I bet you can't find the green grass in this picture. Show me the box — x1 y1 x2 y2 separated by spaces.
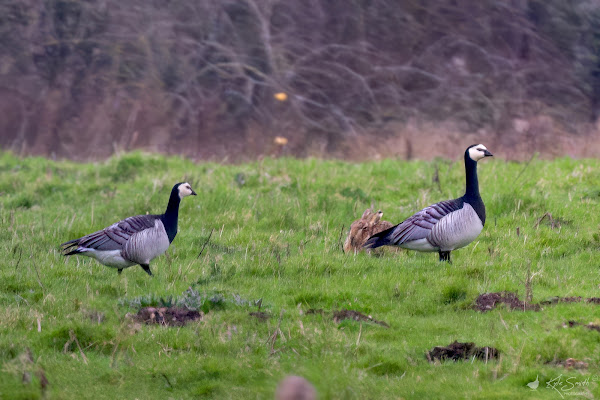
0 150 599 399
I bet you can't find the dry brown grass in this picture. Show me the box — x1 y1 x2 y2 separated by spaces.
340 119 600 162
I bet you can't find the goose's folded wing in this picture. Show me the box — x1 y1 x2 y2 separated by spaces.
65 215 158 251
387 199 464 245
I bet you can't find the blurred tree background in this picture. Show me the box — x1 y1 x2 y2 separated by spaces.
1 0 599 160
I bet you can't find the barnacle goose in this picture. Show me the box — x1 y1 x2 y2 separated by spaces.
364 144 493 262
61 182 196 276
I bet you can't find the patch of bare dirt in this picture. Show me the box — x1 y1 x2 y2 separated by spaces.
548 358 589 370
474 292 540 312
304 308 389 327
540 296 583 305
249 311 270 322
333 309 389 328
134 307 202 326
426 341 499 362
565 320 600 333
475 293 600 312
540 296 600 305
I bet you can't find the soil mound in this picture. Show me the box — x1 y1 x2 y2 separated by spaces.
134 307 202 326
474 292 540 312
426 341 499 362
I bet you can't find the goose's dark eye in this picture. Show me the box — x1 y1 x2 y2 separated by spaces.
476 148 484 152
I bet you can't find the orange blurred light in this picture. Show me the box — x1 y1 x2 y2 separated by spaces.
274 136 288 145
274 92 288 101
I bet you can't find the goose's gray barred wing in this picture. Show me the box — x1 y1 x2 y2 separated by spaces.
63 215 159 251
387 199 464 245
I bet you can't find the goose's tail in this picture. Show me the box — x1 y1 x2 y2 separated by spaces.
363 224 397 249
60 238 82 256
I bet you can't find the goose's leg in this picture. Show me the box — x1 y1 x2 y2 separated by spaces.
140 264 153 276
439 251 452 263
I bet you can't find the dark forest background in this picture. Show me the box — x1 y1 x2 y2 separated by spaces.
1 0 600 160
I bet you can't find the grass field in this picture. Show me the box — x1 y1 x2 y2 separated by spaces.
0 150 599 399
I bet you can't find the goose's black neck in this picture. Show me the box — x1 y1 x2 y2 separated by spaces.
463 153 486 224
161 187 181 243
464 155 480 200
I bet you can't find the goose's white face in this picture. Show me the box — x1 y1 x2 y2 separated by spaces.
178 182 197 199
468 144 493 161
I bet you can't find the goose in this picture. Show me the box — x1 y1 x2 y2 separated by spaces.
61 182 196 276
363 144 492 262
